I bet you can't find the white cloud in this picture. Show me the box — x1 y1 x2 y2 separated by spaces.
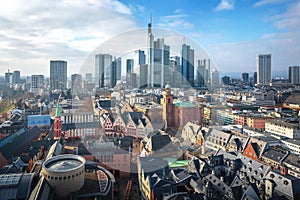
271 0 300 29
0 0 138 75
158 11 194 30
215 0 235 11
253 0 289 7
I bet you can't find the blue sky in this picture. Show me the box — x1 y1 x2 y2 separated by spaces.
0 0 299 76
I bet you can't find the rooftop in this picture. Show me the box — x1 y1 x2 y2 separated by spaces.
173 102 196 108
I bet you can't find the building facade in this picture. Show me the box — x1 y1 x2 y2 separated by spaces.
256 54 271 85
182 44 194 87
50 60 67 91
289 66 300 84
95 53 112 88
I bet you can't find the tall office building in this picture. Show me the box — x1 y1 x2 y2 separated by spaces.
212 70 221 85
134 50 146 71
253 72 257 85
85 73 93 82
242 73 249 84
5 70 13 85
222 76 231 85
182 44 195 87
50 60 67 91
126 59 134 74
196 60 206 87
13 70 21 84
31 75 44 93
170 56 181 87
95 54 112 88
111 57 121 87
289 66 300 84
71 74 82 92
256 54 272 85
147 22 170 88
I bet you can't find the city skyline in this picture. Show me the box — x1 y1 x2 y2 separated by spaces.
0 0 299 76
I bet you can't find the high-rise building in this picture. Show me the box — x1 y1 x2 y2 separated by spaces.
196 60 206 87
222 76 230 85
71 74 82 92
85 73 93 82
31 75 44 93
170 56 181 87
138 64 148 88
196 59 211 86
182 44 194 87
95 54 112 88
12 70 21 84
253 72 257 85
111 57 121 87
242 73 249 84
126 59 134 74
212 70 220 85
133 50 146 88
5 70 13 85
50 60 67 91
135 50 146 68
256 54 272 85
147 22 170 88
289 66 300 84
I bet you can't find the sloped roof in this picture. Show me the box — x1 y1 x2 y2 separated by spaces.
283 153 300 168
0 126 41 160
265 170 300 199
0 173 35 200
285 95 300 104
150 134 171 151
261 148 288 163
173 102 196 108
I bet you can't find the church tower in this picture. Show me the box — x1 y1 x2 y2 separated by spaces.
53 101 62 140
161 84 173 128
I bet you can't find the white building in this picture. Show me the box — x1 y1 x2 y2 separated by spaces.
265 120 300 139
256 54 272 85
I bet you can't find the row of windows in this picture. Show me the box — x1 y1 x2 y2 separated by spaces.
43 169 84 181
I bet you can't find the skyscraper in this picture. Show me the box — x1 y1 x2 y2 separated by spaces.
111 57 121 87
12 70 20 84
289 66 300 84
253 72 257 85
256 54 272 85
85 73 93 82
50 60 67 91
31 75 44 93
212 70 220 85
170 56 181 87
182 44 194 87
196 60 206 87
95 54 112 88
242 73 249 84
71 74 82 92
134 50 146 70
147 22 170 88
126 59 134 74
5 70 13 85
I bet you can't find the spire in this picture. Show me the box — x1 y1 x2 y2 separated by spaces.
148 14 152 35
55 101 61 117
